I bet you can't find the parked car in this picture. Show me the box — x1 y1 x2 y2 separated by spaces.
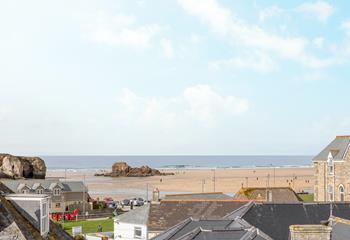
131 198 144 206
103 197 114 204
107 202 116 208
121 199 130 206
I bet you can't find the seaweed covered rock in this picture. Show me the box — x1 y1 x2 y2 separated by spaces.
98 162 173 177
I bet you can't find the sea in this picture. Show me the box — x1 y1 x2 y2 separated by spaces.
41 155 313 171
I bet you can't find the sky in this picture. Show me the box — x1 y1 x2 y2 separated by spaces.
0 0 350 155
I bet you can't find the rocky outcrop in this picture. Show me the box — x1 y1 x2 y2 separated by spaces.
0 154 46 179
96 162 173 177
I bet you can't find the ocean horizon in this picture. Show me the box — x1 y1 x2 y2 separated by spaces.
41 155 313 170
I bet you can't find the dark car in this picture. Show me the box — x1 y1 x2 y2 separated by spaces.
121 199 130 206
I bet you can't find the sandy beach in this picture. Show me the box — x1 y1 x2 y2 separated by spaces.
47 166 314 200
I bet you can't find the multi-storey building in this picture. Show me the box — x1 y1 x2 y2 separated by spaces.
313 135 350 201
2 179 91 213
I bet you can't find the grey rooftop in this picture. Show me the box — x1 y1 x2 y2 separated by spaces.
313 136 350 161
1 179 87 193
116 204 150 225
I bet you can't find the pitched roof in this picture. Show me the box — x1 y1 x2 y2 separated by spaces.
233 202 350 240
151 218 272 240
164 192 232 201
233 187 302 203
2 179 87 193
5 194 50 231
116 204 150 225
148 200 249 232
313 136 350 161
0 182 73 239
32 183 43 190
168 228 268 240
0 195 43 240
329 216 350 240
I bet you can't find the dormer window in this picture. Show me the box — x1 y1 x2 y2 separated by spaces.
327 152 334 175
53 188 61 196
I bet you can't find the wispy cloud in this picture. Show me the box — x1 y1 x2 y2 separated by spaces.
86 11 161 48
341 20 350 37
209 51 277 73
116 85 249 127
178 0 336 69
259 5 284 22
297 1 334 22
161 38 174 59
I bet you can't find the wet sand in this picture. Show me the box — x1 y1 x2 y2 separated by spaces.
47 167 314 200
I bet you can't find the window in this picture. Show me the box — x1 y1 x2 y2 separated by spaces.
41 201 49 234
37 189 44 194
41 217 48 233
134 227 142 239
55 203 61 208
22 189 28 194
42 203 47 217
327 153 334 175
339 185 345 202
53 188 61 196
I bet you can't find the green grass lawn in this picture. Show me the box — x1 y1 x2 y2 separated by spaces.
298 193 314 202
60 218 114 235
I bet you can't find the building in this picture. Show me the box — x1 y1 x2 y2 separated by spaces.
233 187 302 202
152 217 272 240
289 216 350 240
112 198 248 239
150 201 350 240
114 204 150 240
313 135 350 201
0 182 72 239
2 179 91 213
224 202 350 240
148 200 248 238
5 194 51 236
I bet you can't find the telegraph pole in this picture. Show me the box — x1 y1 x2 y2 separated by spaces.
212 169 216 192
273 165 276 186
83 174 86 219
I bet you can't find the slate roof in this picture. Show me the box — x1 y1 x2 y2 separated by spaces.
0 182 73 239
232 202 350 240
148 200 249 232
151 218 272 240
2 179 87 193
313 136 350 161
329 216 350 240
164 192 232 200
116 204 150 225
5 194 50 231
233 187 302 203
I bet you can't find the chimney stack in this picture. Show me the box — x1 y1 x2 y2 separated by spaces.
152 188 160 202
289 225 331 240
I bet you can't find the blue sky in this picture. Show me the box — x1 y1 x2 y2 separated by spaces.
0 0 350 155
